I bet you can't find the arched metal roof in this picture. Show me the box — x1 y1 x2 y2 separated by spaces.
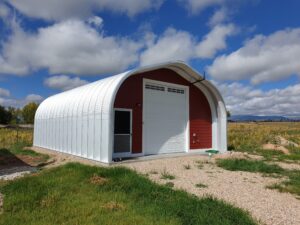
34 61 227 163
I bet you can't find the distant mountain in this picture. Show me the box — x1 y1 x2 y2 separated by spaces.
285 115 300 120
229 115 299 122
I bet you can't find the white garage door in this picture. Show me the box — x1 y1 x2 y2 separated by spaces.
143 79 189 155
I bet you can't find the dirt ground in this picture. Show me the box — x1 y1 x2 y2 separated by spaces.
2 147 300 225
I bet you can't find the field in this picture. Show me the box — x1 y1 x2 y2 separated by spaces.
0 123 300 224
228 122 300 161
2 122 300 162
223 122 300 197
0 128 33 149
0 128 48 169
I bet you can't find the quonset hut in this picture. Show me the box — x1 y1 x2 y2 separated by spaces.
34 62 227 163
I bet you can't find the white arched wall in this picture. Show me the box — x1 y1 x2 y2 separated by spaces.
34 61 227 163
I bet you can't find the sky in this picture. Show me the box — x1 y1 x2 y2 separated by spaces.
0 0 300 116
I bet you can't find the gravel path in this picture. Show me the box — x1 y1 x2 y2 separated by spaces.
0 166 37 181
125 155 300 225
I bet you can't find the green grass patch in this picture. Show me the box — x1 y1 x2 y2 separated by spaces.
216 159 284 174
250 148 300 162
9 142 42 157
0 163 257 225
217 158 300 196
268 170 300 196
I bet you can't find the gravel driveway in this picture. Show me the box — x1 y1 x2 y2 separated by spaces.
124 155 300 225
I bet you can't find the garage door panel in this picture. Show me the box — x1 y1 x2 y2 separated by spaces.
143 80 188 155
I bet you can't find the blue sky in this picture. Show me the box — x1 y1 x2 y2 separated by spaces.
0 0 300 115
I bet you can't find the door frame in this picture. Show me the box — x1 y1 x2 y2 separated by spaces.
113 108 133 158
142 78 190 156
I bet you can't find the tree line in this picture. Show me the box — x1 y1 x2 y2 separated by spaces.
0 102 38 124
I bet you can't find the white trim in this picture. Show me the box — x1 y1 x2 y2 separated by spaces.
142 78 189 155
112 108 132 158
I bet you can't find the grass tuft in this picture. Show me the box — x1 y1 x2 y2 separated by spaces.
195 183 208 188
165 182 175 188
160 169 175 180
183 164 191 170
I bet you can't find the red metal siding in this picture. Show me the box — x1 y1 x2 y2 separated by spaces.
189 85 212 149
114 69 212 153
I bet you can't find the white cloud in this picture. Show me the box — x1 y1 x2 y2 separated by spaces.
178 0 225 14
208 7 228 26
44 75 89 91
196 24 235 58
6 0 164 20
0 93 43 108
213 81 300 115
25 94 43 102
208 28 300 84
0 19 142 76
140 28 195 66
87 16 103 28
0 19 235 75
0 88 10 97
140 24 235 66
0 3 10 19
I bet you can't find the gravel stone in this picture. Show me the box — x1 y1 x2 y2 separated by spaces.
124 155 300 225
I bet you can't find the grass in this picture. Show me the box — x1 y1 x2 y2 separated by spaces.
216 159 284 174
0 128 49 167
160 169 176 180
226 122 300 196
195 183 208 188
0 128 33 149
0 142 49 167
165 182 175 188
217 158 300 196
195 160 213 169
183 164 191 170
228 122 300 162
267 170 300 197
0 163 257 225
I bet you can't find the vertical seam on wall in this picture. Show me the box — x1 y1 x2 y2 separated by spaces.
80 83 93 157
91 81 104 160
85 82 98 159
99 75 120 162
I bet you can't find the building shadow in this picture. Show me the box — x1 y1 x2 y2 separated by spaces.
0 148 36 177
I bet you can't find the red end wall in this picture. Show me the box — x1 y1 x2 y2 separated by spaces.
114 69 212 153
